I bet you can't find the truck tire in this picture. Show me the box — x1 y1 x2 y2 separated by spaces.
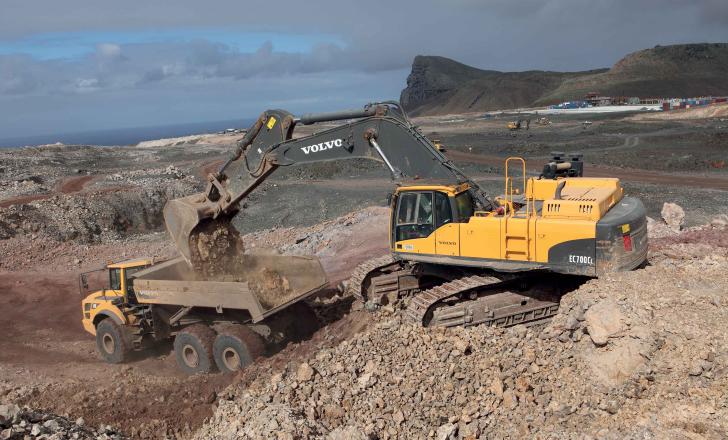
213 325 264 373
174 324 217 375
96 319 131 364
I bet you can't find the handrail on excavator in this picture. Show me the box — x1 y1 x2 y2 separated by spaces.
504 157 532 218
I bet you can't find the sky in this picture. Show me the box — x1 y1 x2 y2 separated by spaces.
1 0 728 138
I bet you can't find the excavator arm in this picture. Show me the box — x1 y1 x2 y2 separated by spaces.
164 101 490 262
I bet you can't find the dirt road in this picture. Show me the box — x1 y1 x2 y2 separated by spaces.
447 150 728 191
0 175 97 208
0 269 234 438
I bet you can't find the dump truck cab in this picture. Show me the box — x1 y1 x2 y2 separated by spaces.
80 258 153 336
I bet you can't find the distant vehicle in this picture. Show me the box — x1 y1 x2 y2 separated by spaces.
431 139 446 152
219 128 247 135
507 118 530 130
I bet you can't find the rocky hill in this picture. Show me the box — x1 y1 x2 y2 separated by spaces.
401 43 728 115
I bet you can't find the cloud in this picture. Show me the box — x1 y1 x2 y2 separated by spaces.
0 55 37 94
0 0 727 137
96 43 121 58
0 37 413 99
3 1 727 85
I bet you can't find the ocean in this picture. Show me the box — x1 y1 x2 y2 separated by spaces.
0 118 255 148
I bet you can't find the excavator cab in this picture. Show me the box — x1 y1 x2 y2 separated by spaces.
391 183 474 258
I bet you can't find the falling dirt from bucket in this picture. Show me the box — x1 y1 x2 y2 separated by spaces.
189 217 311 309
189 217 245 278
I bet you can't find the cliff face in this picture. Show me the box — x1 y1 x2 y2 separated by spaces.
400 43 728 115
399 56 490 110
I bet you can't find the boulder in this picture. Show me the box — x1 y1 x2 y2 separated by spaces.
661 203 685 232
584 300 624 346
0 404 19 427
711 214 728 228
587 325 656 386
436 423 458 440
296 363 315 382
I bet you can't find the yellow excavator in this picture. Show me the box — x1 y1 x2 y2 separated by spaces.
164 101 647 328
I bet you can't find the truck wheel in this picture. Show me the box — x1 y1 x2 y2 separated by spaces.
96 319 131 364
213 325 264 373
174 324 217 375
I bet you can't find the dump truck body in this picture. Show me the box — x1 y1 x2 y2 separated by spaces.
132 255 327 322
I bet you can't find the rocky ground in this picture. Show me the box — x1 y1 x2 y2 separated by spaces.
196 216 728 439
0 403 124 440
0 111 727 439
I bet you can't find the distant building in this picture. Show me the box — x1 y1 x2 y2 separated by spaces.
584 92 612 106
585 92 600 107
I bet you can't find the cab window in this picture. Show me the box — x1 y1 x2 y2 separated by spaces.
435 192 452 227
109 268 121 290
396 192 434 241
125 266 146 295
454 191 474 221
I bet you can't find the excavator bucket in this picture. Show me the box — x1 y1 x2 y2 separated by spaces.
163 193 210 263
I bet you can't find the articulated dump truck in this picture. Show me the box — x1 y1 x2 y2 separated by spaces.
81 255 327 374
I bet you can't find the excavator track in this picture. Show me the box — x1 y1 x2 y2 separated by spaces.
346 254 398 300
405 275 501 325
405 275 560 328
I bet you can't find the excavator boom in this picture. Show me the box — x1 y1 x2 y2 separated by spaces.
164 101 489 262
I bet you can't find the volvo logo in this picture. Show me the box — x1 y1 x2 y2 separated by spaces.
301 138 343 155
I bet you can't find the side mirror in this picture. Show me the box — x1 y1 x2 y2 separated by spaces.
80 274 88 290
386 192 393 207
